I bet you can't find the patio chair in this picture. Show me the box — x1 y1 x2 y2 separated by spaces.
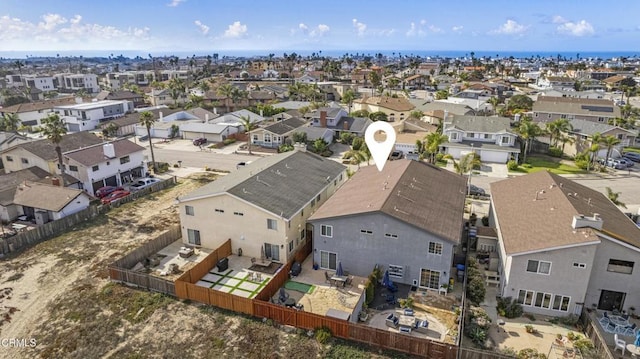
324 271 331 284
403 308 414 316
614 333 626 355
598 316 610 327
345 276 353 287
623 323 637 336
385 313 399 328
415 320 429 333
278 288 289 304
623 313 630 320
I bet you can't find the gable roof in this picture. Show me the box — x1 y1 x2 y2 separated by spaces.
2 132 103 161
334 117 372 132
568 118 637 137
309 107 344 119
533 96 621 118
358 96 415 112
13 181 87 212
64 139 144 166
445 115 514 134
491 171 640 255
0 97 80 114
0 167 51 205
178 151 346 219
263 118 306 135
309 160 466 244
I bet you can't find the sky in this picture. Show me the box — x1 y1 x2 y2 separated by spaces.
1 0 639 56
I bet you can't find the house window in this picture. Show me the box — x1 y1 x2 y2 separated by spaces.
267 219 277 230
69 165 78 172
501 136 510 144
288 240 294 253
450 133 458 140
360 229 373 235
215 209 224 213
6 156 13 162
598 117 605 122
264 243 280 261
264 134 271 143
311 198 316 207
517 290 535 306
467 132 475 138
233 211 244 216
534 292 552 309
385 233 398 239
320 251 337 270
92 165 99 171
316 194 321 202
187 229 201 245
552 295 571 311
185 205 194 216
607 259 634 274
388 264 404 278
526 260 551 275
21 158 28 164
561 114 567 119
419 269 440 289
428 242 443 255
253 134 258 142
300 229 306 240
573 262 586 269
120 156 130 164
483 134 491 139
320 224 333 238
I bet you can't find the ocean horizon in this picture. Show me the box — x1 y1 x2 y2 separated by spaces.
1 49 639 60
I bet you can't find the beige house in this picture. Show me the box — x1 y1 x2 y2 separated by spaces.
177 151 347 264
13 181 92 224
532 96 621 124
563 119 637 157
353 96 415 122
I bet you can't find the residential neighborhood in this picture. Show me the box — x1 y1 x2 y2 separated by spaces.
1 4 640 357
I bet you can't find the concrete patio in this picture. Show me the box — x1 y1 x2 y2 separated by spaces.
149 240 213 280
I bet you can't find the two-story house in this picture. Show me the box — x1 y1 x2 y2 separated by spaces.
352 96 415 122
442 115 520 163
1 132 103 176
308 108 372 139
176 150 347 264
0 97 80 128
56 73 100 94
62 139 146 195
489 171 640 316
309 160 466 289
532 96 621 125
56 100 134 132
562 119 637 157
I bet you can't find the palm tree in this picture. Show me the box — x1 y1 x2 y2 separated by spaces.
168 78 186 106
448 152 481 176
487 97 500 115
606 187 626 208
239 115 256 155
139 111 158 173
558 134 575 154
409 110 424 121
341 89 356 114
41 113 67 186
1 113 21 132
546 118 572 147
589 132 603 169
423 132 448 164
217 84 234 113
602 135 621 161
516 117 543 163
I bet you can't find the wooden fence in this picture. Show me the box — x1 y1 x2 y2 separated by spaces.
581 309 614 359
108 225 182 296
0 176 177 257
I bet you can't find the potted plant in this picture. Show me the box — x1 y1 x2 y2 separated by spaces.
556 333 564 345
525 324 537 334
630 306 637 318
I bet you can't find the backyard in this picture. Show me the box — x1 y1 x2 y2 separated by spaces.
510 155 586 175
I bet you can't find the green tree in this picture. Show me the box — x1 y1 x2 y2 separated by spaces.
368 111 388 122
167 78 186 106
350 109 369 118
435 90 448 100
507 94 534 113
487 97 500 115
239 115 257 155
0 113 21 132
408 110 424 121
606 187 626 208
312 138 328 155
339 132 354 145
602 135 621 161
217 83 235 113
423 132 448 164
341 88 357 113
139 111 158 173
546 118 572 147
41 113 67 186
516 117 543 163
588 132 603 171
102 122 119 139
292 132 307 144
369 71 381 96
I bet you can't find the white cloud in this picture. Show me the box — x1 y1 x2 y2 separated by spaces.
406 22 424 37
552 15 568 24
223 21 247 38
490 20 528 35
352 18 367 36
452 25 463 33
194 20 210 35
428 25 443 33
167 0 186 7
557 19 594 36
310 24 330 37
407 19 442 37
39 13 67 31
299 23 308 31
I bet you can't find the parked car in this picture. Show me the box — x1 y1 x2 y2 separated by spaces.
600 158 627 170
468 184 487 196
623 152 640 162
236 161 252 169
617 158 634 167
95 186 124 198
129 177 161 191
389 151 403 160
101 190 131 204
193 138 207 146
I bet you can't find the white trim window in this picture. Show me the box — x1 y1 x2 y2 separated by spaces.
320 224 333 238
428 242 443 255
517 290 535 306
526 260 551 275
187 229 201 245
552 295 571 312
388 264 404 279
419 269 440 289
267 219 277 230
320 251 337 270
360 229 373 235
534 292 552 309
185 205 194 216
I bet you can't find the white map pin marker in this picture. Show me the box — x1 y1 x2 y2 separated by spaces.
365 121 396 172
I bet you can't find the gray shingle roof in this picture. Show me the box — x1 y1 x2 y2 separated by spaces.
2 132 103 161
263 118 306 135
13 181 86 212
296 127 333 140
178 151 346 219
309 160 466 244
568 118 637 137
533 96 621 117
446 115 513 133
0 167 51 205
309 107 343 119
64 139 145 166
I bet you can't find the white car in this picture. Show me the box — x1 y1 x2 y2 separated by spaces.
129 177 161 191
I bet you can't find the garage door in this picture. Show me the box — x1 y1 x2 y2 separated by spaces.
480 151 508 163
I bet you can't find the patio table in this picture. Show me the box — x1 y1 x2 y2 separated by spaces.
399 315 416 328
331 275 347 287
610 315 629 330
627 344 640 357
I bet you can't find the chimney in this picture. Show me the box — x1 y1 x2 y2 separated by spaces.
343 120 349 130
103 143 116 158
294 142 307 152
51 177 60 186
320 110 327 128
572 214 603 231
159 111 163 120
205 113 209 122
213 107 217 115
75 96 83 104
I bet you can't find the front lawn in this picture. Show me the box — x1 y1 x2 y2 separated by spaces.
511 156 586 175
624 147 640 154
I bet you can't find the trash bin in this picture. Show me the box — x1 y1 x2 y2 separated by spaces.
237 248 242 257
217 257 229 272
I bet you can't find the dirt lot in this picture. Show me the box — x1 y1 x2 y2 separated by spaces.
0 172 403 359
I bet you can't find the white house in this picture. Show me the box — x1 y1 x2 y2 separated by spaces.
13 181 92 224
442 115 520 163
56 100 134 132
